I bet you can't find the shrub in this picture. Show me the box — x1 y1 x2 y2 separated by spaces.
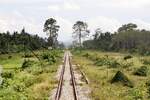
94 57 108 66
8 55 12 59
94 57 121 68
142 58 150 65
127 88 143 100
1 71 14 78
82 53 90 58
134 66 148 76
13 83 25 92
0 88 27 99
0 78 11 88
120 61 133 68
111 71 134 88
42 53 49 60
21 60 34 69
124 55 133 60
24 53 34 58
41 52 57 64
24 76 42 87
146 80 150 98
31 67 43 75
48 55 56 64
108 60 120 68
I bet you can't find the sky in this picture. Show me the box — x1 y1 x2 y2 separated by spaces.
0 0 150 44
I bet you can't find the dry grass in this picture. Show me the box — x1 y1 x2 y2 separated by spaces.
72 50 150 100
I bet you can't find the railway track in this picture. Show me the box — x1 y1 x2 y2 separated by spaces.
55 51 78 100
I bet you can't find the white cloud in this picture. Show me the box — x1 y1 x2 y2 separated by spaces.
0 11 45 37
0 0 50 4
47 1 80 12
99 0 150 8
54 16 73 42
63 1 80 11
88 16 121 33
48 5 60 12
131 19 150 30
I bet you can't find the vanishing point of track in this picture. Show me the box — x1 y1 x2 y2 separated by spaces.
55 51 78 100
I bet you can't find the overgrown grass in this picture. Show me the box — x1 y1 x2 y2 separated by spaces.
72 50 149 100
0 50 63 100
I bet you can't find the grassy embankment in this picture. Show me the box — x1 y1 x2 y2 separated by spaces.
72 50 150 100
0 50 63 100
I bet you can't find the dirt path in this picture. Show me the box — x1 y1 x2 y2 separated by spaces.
50 51 90 100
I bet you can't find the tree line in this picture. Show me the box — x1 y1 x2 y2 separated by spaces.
72 22 150 55
1 17 150 55
0 29 48 54
0 18 65 54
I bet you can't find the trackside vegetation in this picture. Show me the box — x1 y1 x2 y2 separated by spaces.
0 50 63 99
72 50 150 100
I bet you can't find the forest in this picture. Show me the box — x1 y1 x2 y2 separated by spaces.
82 23 150 55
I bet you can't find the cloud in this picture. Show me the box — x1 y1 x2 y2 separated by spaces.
131 19 150 30
0 0 50 4
88 16 121 33
0 11 45 37
48 5 60 12
99 0 150 8
47 1 80 12
63 1 80 11
54 16 73 42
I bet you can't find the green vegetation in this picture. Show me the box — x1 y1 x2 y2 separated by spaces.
72 50 150 100
111 71 134 88
43 18 60 48
0 50 63 100
0 29 48 54
81 23 150 56
134 66 148 76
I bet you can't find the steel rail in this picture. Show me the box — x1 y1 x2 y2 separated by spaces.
69 56 78 100
55 56 66 100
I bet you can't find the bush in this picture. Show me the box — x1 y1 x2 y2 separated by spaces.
23 76 42 87
42 53 49 60
0 78 12 88
13 83 25 92
108 60 120 68
124 55 132 60
48 55 56 64
41 52 57 64
142 58 150 65
24 53 34 58
94 57 108 66
134 66 148 76
146 80 150 98
127 88 143 100
82 53 90 58
120 61 133 68
30 67 43 75
8 55 12 59
111 71 134 88
21 60 34 69
1 71 14 78
0 88 27 99
94 57 120 68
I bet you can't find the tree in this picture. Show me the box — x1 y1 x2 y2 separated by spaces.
93 28 102 40
0 29 48 54
72 21 90 47
43 18 60 48
118 23 137 33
